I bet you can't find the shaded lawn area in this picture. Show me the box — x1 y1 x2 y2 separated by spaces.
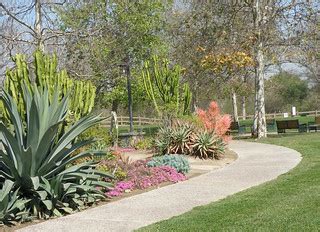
138 133 320 231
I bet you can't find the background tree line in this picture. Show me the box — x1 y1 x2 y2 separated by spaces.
0 0 319 138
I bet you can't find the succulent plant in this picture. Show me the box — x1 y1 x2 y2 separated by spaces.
142 55 192 117
0 84 112 220
147 154 190 174
155 126 174 155
0 180 30 225
1 51 96 125
191 130 226 159
170 122 194 154
155 121 194 155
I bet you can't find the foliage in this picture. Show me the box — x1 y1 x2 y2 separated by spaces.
2 51 96 123
106 181 135 197
0 85 112 221
142 55 192 117
197 101 232 142
155 126 174 155
79 125 112 150
58 0 171 113
155 121 194 155
133 137 154 150
0 180 30 225
155 120 226 160
201 51 254 74
128 164 187 189
170 122 194 154
98 159 128 182
265 72 309 112
147 154 190 174
106 160 187 197
192 131 225 160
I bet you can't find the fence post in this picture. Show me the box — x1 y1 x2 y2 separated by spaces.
138 116 141 126
316 110 318 116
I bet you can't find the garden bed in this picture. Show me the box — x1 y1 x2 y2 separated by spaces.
2 149 237 232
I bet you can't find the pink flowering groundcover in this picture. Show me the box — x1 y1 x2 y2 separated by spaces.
105 160 187 198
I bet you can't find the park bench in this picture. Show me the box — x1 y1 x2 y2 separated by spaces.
227 121 246 135
308 116 320 132
276 120 307 133
266 119 276 131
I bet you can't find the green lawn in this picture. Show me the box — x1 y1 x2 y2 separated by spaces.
138 133 320 231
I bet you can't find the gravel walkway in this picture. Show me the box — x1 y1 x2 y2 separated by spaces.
18 141 302 232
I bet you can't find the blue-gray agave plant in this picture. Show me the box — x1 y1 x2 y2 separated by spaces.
0 180 30 225
0 84 112 220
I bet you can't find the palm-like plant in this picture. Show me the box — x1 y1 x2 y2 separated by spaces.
0 85 112 219
191 131 225 159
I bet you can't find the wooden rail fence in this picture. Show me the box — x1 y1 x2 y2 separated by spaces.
100 110 320 127
101 116 163 127
244 110 320 120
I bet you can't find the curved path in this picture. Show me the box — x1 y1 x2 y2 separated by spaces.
18 141 302 232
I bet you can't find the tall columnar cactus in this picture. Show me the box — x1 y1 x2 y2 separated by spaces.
1 51 96 124
183 83 192 115
142 55 192 117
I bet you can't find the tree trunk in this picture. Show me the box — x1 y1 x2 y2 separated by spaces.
242 75 247 120
232 90 239 122
35 0 44 51
256 46 267 138
242 96 246 120
253 0 267 138
111 99 119 113
125 60 134 133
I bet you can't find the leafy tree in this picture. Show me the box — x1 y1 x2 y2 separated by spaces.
265 72 308 112
58 0 171 114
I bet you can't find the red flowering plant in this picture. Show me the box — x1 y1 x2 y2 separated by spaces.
196 101 232 142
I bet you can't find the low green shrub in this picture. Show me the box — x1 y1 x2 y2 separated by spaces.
79 126 112 150
147 154 190 174
134 137 154 150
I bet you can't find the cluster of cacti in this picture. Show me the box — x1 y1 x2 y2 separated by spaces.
1 51 96 122
142 55 192 117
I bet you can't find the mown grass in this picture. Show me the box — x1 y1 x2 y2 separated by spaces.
138 133 320 232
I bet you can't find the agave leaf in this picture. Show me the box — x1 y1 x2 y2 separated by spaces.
45 115 105 164
0 92 24 148
53 208 62 217
42 200 53 210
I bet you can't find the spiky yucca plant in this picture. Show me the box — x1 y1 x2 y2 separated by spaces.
155 122 193 155
0 84 112 220
155 127 173 155
170 122 193 154
191 131 225 159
